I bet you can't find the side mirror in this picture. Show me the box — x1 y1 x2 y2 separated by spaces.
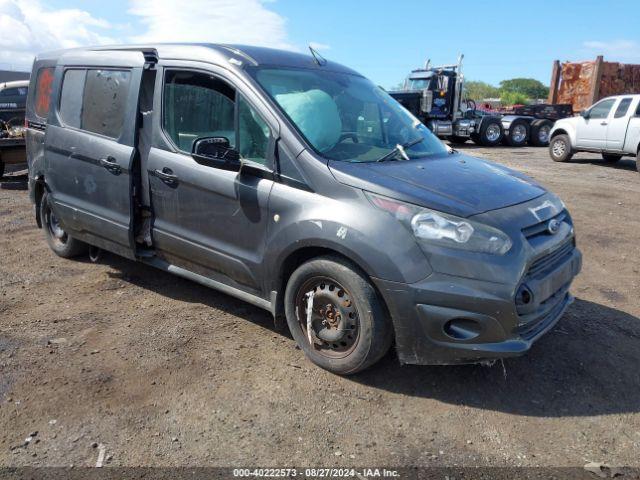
580 109 590 119
192 136 241 171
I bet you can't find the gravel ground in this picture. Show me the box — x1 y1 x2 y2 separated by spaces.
1 145 639 469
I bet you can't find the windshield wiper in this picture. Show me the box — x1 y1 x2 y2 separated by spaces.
376 137 424 162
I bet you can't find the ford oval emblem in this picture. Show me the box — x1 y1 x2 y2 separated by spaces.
547 218 561 235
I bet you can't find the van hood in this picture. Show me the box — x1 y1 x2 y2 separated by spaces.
328 152 546 218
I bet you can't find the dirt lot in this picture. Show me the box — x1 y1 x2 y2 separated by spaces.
1 146 639 469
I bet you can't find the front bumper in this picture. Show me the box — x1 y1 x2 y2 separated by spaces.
373 246 582 365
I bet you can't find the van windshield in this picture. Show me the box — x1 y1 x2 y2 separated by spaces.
252 68 448 162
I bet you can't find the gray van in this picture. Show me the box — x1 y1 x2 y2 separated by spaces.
26 44 581 374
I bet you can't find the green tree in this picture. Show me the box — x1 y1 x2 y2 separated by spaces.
499 78 549 99
464 81 500 100
500 91 529 106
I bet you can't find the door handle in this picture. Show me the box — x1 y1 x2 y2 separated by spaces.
154 168 179 184
600 121 608 126
99 156 122 174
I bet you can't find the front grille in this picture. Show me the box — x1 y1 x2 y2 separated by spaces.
522 211 567 240
517 290 570 340
526 240 574 278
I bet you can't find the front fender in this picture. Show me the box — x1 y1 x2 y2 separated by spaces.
550 120 577 146
263 183 432 293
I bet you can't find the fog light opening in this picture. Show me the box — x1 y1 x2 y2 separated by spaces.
516 285 534 306
443 318 481 341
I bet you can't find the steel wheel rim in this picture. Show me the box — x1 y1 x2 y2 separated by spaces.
486 124 501 142
552 139 566 157
512 125 527 143
294 276 360 359
538 125 550 143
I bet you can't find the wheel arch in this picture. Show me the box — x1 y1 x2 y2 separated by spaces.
273 243 387 319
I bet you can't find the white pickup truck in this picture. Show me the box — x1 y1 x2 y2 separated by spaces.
549 94 640 172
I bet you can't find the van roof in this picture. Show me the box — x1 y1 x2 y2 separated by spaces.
34 43 361 76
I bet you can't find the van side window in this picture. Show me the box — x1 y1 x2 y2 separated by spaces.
82 70 131 138
163 71 236 153
35 67 55 118
614 98 632 118
59 69 86 129
238 95 271 165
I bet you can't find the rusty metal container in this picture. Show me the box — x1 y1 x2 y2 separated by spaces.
548 56 640 112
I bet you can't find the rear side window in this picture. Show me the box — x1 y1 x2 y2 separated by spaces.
59 68 131 139
614 98 632 118
0 87 27 97
35 67 55 118
59 69 86 128
82 70 131 138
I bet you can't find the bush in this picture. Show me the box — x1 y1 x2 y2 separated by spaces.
500 91 529 106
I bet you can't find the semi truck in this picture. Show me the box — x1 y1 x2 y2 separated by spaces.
388 55 573 148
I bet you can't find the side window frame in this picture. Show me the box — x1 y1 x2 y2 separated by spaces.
236 92 275 169
588 98 616 120
57 66 132 143
158 66 278 172
614 97 633 119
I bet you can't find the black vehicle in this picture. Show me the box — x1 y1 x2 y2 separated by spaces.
389 55 573 148
26 44 581 374
0 80 29 177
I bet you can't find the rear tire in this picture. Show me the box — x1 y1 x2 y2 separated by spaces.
504 119 530 147
284 255 392 375
477 118 504 147
447 135 468 145
40 191 88 258
549 134 573 162
529 119 553 147
602 153 622 163
0 159 4 179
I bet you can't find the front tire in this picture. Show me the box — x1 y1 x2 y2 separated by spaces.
549 134 573 162
602 153 622 163
40 191 88 258
284 256 392 375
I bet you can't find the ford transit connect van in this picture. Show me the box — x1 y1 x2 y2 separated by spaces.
26 44 581 374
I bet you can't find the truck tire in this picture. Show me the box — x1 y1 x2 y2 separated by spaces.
549 134 573 162
602 153 622 163
477 118 504 147
529 119 553 147
284 255 393 375
447 135 468 145
40 191 88 258
504 119 530 147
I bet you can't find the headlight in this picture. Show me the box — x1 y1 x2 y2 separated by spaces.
366 192 512 255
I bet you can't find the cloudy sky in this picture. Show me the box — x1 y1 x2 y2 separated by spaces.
1 0 639 87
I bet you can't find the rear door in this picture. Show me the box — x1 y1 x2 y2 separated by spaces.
44 51 144 258
575 98 616 149
606 97 633 151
